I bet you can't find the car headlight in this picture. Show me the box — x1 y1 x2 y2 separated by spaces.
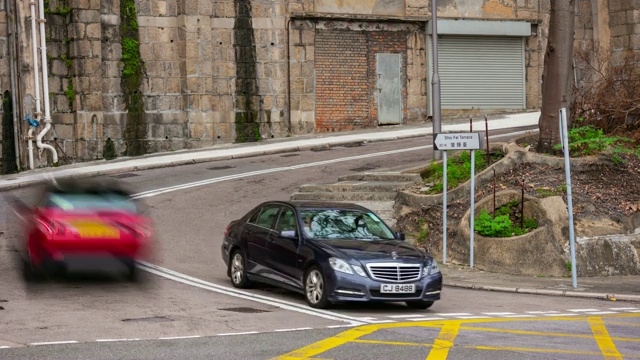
423 261 440 277
352 265 367 277
328 257 356 275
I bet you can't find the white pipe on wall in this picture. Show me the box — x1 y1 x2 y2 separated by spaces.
28 0 40 169
35 0 58 164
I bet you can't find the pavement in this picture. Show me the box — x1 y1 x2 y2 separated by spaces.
2 109 640 304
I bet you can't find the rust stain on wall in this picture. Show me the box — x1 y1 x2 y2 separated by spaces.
481 0 515 17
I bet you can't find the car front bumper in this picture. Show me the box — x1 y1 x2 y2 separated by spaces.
325 269 443 303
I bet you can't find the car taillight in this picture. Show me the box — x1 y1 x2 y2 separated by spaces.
224 225 231 238
36 218 66 235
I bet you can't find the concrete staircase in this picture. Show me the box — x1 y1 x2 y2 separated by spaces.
290 172 422 228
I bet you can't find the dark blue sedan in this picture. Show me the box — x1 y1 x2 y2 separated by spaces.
221 201 442 309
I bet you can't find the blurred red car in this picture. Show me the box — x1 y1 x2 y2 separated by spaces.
10 177 154 282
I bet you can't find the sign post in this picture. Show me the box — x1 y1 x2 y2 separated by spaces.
434 132 484 265
559 108 578 288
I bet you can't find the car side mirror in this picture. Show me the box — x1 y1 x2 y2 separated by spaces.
395 232 405 241
280 230 297 239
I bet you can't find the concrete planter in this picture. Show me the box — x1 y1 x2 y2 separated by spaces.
455 190 568 277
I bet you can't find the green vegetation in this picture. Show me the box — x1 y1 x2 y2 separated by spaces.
535 184 566 198
414 218 428 245
120 0 147 156
44 0 72 16
555 118 640 164
474 200 537 237
420 150 504 194
103 137 117 160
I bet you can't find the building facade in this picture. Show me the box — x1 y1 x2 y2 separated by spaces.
0 0 637 171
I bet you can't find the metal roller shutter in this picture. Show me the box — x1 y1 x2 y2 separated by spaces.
428 35 525 112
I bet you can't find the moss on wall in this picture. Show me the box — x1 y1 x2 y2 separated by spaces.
120 0 147 156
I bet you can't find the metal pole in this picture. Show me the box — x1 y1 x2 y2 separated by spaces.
560 108 577 288
6 0 20 171
431 0 442 161
442 150 447 264
470 149 475 268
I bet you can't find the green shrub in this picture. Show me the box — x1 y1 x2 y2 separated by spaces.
474 201 538 237
420 150 503 194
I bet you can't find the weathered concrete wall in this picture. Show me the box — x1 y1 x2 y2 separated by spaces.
314 0 405 16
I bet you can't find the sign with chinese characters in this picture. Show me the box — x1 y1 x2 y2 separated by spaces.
433 132 483 151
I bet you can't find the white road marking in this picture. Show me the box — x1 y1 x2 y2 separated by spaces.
628 310 640 313
30 341 79 346
387 314 426 319
137 262 366 326
569 309 600 312
435 313 472 316
158 335 202 340
0 346 10 349
367 320 396 323
274 328 313 332
409 317 444 321
545 313 579 317
327 324 357 329
132 130 534 199
502 315 536 318
482 312 516 316
527 311 560 314
95 339 141 342
218 331 259 336
586 311 618 315
457 316 491 319
610 307 637 310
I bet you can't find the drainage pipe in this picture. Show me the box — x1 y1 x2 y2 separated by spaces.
35 0 57 164
28 0 44 168
6 0 20 170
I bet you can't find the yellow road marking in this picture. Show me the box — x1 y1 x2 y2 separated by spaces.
472 345 640 358
352 339 432 347
425 321 461 360
588 317 623 360
416 324 640 343
274 313 640 359
270 325 377 360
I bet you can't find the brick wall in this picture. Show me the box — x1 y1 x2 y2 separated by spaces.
315 29 409 132
315 30 370 132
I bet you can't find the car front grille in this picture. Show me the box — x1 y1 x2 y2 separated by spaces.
365 263 422 282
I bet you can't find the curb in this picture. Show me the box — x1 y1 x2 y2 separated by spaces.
444 282 640 302
0 133 429 193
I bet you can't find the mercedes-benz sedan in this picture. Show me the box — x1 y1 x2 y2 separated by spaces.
221 201 442 309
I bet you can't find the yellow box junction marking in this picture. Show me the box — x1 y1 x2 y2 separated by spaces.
272 313 640 360
588 316 623 360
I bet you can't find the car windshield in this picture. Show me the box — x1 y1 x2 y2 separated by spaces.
45 193 138 212
299 209 395 241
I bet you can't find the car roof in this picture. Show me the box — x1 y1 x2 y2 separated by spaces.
287 200 370 212
41 176 134 197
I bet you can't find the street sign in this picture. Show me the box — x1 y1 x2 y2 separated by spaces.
433 132 483 151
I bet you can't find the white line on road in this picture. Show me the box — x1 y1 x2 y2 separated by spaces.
502 315 536 318
218 331 259 336
409 317 444 321
457 316 491 319
131 129 535 199
137 262 366 326
482 312 516 316
30 341 79 346
95 339 141 342
586 311 618 315
435 313 472 316
388 314 427 318
158 335 202 340
0 346 9 349
569 309 600 312
610 307 637 310
327 324 358 329
526 311 560 314
544 313 579 317
274 328 313 332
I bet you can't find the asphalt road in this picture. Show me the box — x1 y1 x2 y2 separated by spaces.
2 125 640 359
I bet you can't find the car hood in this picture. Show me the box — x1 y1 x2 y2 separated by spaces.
314 239 425 261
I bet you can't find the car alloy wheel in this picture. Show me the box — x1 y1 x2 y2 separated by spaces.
304 266 330 309
229 250 250 288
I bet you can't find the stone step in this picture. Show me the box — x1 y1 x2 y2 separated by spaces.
337 172 422 183
298 181 414 193
290 191 397 202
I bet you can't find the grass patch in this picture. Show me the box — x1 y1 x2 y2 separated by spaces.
419 150 504 194
474 200 538 237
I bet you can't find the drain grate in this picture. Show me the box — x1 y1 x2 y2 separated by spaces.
111 173 139 179
122 316 173 323
207 165 235 171
350 165 378 172
280 153 300 158
219 307 271 314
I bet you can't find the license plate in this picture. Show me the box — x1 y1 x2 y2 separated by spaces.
69 221 120 239
380 284 416 294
